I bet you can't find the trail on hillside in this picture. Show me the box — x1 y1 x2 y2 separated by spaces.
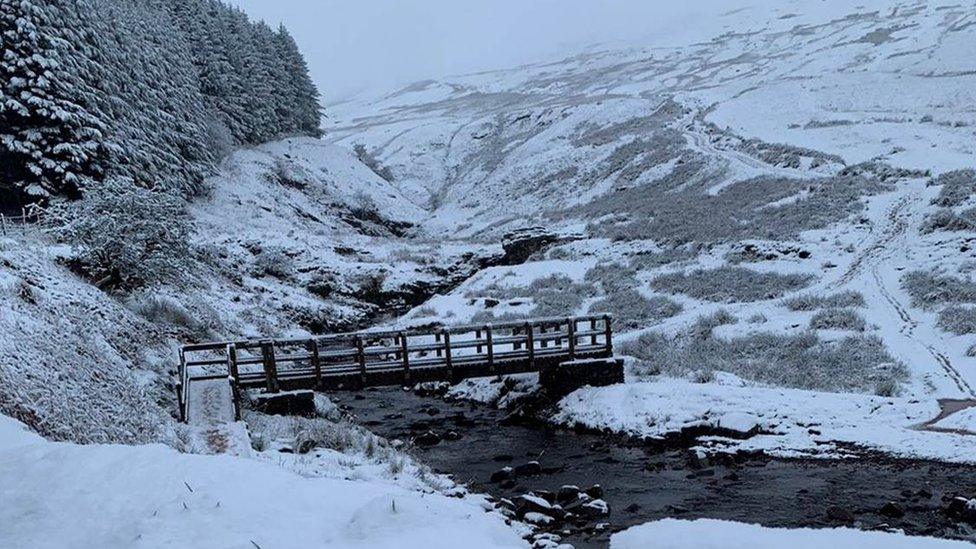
838 188 976 406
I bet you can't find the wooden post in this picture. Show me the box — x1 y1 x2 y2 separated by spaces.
540 324 548 349
485 324 494 373
512 325 522 351
475 329 482 354
590 318 598 346
177 347 186 422
355 335 367 386
435 332 442 357
603 314 613 355
556 321 563 347
443 330 453 382
400 332 410 383
307 339 322 388
261 341 279 393
525 322 534 367
567 317 576 360
227 343 242 421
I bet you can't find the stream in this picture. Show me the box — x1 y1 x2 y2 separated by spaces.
330 387 976 548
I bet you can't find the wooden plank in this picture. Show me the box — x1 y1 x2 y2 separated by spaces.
567 317 576 359
355 335 367 385
400 332 410 383
443 330 453 381
227 343 242 421
261 341 280 393
307 339 322 388
485 324 494 373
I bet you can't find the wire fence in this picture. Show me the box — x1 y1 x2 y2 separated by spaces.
0 206 44 237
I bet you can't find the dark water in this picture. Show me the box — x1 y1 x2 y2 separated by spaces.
331 388 976 548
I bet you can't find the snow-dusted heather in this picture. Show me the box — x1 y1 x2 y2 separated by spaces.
611 519 972 549
0 415 528 549
554 379 976 464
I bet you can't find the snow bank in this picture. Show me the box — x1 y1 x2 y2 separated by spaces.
611 519 971 549
555 379 976 463
0 415 527 549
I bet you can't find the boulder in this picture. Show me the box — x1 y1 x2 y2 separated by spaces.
514 461 542 476
490 467 514 483
413 431 441 446
250 390 315 417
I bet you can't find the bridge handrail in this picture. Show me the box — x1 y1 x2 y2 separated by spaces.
177 314 612 423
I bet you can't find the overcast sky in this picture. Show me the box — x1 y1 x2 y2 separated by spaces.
226 0 750 104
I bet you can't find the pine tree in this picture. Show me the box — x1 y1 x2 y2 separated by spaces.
0 0 106 201
276 25 322 137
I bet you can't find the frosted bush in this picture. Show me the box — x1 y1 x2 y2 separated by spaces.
252 247 296 279
937 306 976 335
809 308 866 332
651 266 813 303
621 329 904 394
783 290 865 311
588 290 681 331
920 208 976 234
931 169 976 207
902 271 976 307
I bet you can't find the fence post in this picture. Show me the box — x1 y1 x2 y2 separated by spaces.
525 321 534 368
603 314 613 355
355 335 367 387
590 318 598 346
227 343 242 421
475 329 482 354
540 324 548 349
177 347 187 422
400 332 410 384
485 324 494 374
261 340 280 393
443 330 453 382
435 332 442 357
567 317 576 359
307 339 322 389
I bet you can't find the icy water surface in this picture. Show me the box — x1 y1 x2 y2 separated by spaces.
331 388 976 548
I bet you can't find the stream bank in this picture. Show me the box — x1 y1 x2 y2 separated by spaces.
330 387 976 548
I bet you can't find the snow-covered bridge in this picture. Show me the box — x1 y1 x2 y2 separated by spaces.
177 315 617 424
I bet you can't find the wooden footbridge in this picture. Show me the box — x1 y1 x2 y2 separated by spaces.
177 315 614 423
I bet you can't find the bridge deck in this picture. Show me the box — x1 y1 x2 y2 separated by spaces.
177 315 613 423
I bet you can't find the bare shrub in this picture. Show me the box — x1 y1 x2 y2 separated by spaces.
621 329 904 393
252 247 296 279
47 177 192 288
629 247 699 270
651 266 813 303
921 208 976 234
809 308 866 331
127 294 208 338
931 169 976 207
937 306 976 335
747 313 768 324
689 309 738 339
468 274 596 321
903 271 976 308
783 290 865 311
588 290 681 331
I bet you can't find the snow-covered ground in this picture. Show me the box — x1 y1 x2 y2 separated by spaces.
555 378 976 464
611 519 973 549
0 415 528 549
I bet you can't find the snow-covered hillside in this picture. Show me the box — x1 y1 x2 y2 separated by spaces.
327 0 976 413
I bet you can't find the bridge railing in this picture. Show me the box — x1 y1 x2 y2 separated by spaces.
177 314 613 422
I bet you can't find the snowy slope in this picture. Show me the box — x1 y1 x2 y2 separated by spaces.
611 519 972 549
0 415 526 549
